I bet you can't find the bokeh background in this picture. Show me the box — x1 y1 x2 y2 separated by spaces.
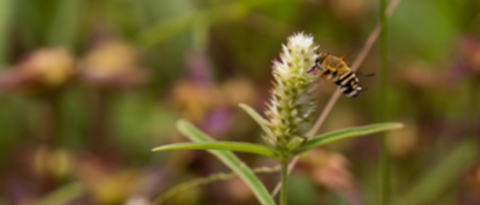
0 0 479 204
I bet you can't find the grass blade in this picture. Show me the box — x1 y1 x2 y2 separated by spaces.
393 140 478 205
0 0 15 67
47 0 81 48
153 166 280 205
176 120 276 205
137 0 280 47
35 183 84 205
294 123 403 155
239 103 275 140
152 142 279 158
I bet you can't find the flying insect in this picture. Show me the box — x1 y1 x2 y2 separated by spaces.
309 51 373 97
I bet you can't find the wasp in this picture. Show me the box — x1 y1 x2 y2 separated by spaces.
308 51 374 98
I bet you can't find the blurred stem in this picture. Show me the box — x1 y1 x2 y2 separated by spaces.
153 165 280 205
46 0 81 49
280 157 290 205
38 93 61 147
192 17 208 51
0 0 15 67
471 80 480 136
90 89 114 155
380 0 390 204
37 92 62 193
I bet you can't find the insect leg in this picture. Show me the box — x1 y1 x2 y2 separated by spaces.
355 72 375 77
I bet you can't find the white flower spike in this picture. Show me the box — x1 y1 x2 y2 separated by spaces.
264 33 319 150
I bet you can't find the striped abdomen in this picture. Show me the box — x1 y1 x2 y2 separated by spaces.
333 71 363 98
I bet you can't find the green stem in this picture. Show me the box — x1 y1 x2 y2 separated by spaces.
380 0 390 204
381 134 390 205
280 158 290 205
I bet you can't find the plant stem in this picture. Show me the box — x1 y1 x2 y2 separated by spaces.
381 135 390 205
280 157 290 205
380 0 390 204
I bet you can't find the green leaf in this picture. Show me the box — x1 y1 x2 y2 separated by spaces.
393 140 477 205
137 0 281 48
35 183 84 205
46 0 82 49
294 123 404 155
176 120 276 205
153 165 280 205
239 103 275 140
152 142 279 158
286 137 305 151
137 12 196 48
0 0 15 66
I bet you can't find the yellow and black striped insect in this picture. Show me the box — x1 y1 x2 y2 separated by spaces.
308 51 374 98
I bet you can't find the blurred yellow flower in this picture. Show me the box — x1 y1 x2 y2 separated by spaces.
81 41 147 86
82 41 138 77
301 149 357 195
0 48 75 91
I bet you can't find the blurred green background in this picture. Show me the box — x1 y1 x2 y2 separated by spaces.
0 0 479 204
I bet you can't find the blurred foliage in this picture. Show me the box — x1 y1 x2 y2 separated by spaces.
0 0 478 204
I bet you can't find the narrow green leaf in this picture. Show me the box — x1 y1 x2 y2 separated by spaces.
153 165 280 205
35 183 84 205
0 0 15 66
286 137 305 151
137 0 280 47
152 142 279 158
137 12 196 47
239 103 275 139
393 140 477 205
294 123 403 155
47 0 82 48
176 120 276 205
